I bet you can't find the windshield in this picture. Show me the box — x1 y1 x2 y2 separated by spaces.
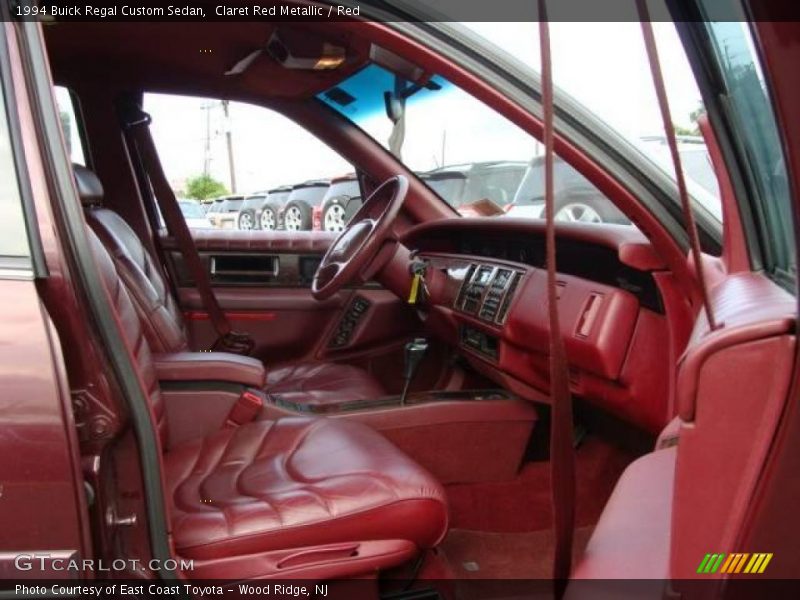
319 64 539 215
318 38 721 227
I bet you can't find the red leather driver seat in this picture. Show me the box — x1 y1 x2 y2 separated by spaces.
86 227 447 577
74 165 386 406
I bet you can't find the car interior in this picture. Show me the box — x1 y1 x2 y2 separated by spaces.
10 9 797 598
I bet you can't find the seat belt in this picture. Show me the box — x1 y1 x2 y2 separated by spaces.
120 102 255 355
638 0 718 331
538 3 577 590
118 104 183 309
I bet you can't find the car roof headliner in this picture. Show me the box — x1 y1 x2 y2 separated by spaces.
44 21 372 101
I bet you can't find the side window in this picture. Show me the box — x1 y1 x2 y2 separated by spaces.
702 17 796 283
0 84 31 260
144 94 354 232
54 86 86 166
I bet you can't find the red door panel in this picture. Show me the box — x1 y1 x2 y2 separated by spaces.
168 230 424 365
179 286 348 363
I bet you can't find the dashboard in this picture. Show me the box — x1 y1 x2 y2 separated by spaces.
400 218 670 432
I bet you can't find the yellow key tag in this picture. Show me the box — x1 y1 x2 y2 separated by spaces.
408 273 421 304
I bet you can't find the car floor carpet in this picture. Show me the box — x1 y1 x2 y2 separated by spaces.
445 435 635 532
441 527 594 580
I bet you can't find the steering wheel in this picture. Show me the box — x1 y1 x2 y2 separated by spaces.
312 175 409 300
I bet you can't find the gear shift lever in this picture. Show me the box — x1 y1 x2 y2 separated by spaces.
400 338 428 406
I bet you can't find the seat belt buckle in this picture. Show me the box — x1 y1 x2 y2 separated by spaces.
226 390 264 427
212 330 255 356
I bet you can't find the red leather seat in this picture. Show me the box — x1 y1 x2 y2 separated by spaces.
74 164 386 406
166 417 447 559
570 446 676 580
87 227 447 574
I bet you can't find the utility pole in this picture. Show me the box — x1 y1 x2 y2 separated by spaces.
222 100 237 193
200 101 214 175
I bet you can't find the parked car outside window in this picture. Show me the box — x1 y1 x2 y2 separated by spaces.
216 195 245 230
419 169 467 209
178 199 213 229
319 175 361 232
258 186 292 231
507 155 628 223
506 141 719 224
205 197 225 227
418 162 526 216
237 194 266 230
280 181 330 231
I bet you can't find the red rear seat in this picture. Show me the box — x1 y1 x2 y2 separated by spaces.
571 445 675 579
569 273 795 584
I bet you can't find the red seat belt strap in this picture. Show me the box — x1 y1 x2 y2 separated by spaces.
539 2 577 589
638 1 718 331
123 110 255 355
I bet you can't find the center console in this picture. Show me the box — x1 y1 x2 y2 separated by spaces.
272 388 515 414
261 387 538 484
153 348 537 486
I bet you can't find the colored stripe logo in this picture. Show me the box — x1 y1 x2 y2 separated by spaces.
697 553 773 574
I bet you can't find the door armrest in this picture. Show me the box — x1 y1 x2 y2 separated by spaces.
153 352 266 388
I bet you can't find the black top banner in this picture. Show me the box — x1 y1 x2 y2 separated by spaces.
4 0 798 22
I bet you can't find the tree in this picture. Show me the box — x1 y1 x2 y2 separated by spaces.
674 124 698 137
672 102 705 137
184 174 228 200
689 105 705 127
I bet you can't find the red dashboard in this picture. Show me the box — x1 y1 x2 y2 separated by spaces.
400 218 672 432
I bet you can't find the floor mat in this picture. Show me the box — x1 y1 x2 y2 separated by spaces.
441 527 594 580
446 436 634 532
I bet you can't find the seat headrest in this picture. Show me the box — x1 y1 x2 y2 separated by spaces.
73 163 104 207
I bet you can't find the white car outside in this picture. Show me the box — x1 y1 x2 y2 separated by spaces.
178 200 213 229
